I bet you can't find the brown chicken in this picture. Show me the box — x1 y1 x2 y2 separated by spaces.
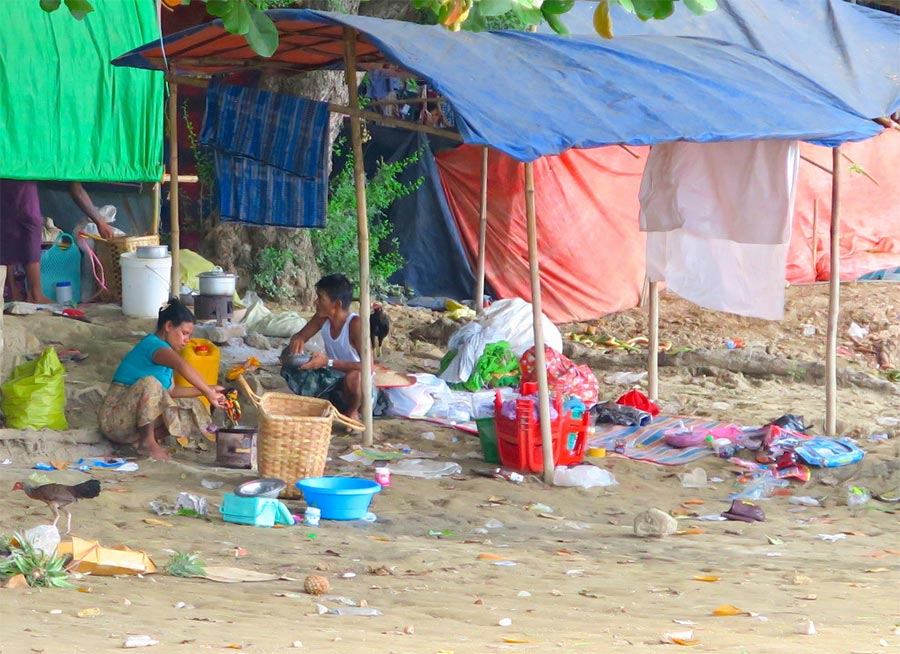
12 479 101 534
370 303 391 358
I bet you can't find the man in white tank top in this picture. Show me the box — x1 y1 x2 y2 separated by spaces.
284 274 365 420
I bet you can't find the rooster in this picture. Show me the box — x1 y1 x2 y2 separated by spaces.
12 479 101 534
370 303 391 359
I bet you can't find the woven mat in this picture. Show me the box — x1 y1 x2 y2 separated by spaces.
587 416 725 466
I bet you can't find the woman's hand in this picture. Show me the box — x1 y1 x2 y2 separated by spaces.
206 388 227 409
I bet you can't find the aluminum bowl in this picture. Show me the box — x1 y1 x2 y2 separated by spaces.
280 349 311 369
234 478 286 499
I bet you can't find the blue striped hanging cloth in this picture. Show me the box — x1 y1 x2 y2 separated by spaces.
201 81 330 228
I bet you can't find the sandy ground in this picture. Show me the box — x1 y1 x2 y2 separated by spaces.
0 284 899 654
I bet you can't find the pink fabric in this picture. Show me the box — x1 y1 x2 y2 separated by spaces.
519 346 599 404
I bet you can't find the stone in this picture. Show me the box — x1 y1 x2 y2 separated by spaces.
410 316 458 346
633 508 678 538
194 323 246 344
245 332 272 350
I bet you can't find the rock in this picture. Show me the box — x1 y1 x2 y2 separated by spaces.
633 508 678 538
194 323 247 344
244 332 272 350
410 316 458 346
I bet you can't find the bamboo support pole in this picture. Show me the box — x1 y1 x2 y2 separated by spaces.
475 147 489 314
344 28 375 446
151 182 161 235
524 162 555 484
648 281 659 401
826 147 842 437
167 82 180 295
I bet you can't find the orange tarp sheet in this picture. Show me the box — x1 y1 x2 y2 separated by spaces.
435 145 648 323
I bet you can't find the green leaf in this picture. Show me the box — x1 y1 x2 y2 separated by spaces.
631 0 669 21
652 1 675 20
63 0 94 20
542 9 570 35
542 0 575 15
462 2 488 31
615 0 635 12
222 0 251 36
511 3 542 25
246 6 279 57
206 0 233 18
39 0 62 12
478 0 514 18
683 0 718 14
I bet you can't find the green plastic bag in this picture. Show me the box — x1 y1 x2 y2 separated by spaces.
454 341 521 392
1 347 68 430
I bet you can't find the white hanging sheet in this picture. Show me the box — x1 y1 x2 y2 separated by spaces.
640 140 800 320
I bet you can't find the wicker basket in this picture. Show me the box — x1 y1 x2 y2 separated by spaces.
237 376 365 499
95 234 160 302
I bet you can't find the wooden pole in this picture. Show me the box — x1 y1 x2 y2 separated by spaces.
648 281 659 401
151 182 161 236
826 147 842 437
475 147 489 314
524 162 555 484
344 28 375 446
167 82 180 295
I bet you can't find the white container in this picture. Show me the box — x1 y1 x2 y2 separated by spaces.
120 252 172 318
55 281 73 304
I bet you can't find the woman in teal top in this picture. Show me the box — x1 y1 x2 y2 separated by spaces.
99 298 227 460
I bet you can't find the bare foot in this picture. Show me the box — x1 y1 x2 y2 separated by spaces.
138 436 172 461
142 442 173 461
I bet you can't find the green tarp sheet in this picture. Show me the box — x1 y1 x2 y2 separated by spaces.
0 0 163 182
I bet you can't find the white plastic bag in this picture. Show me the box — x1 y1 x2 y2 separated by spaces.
440 322 504 384
478 298 562 356
553 465 618 488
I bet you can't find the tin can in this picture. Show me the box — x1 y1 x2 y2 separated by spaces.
303 506 321 527
375 466 392 487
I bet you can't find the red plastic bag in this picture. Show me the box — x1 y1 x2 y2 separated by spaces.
519 346 599 404
616 389 660 416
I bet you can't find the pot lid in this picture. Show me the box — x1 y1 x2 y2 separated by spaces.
198 270 238 278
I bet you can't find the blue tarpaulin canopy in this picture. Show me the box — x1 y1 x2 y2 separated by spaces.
559 0 900 122
112 6 897 162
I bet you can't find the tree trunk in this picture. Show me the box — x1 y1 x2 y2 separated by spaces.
201 0 370 304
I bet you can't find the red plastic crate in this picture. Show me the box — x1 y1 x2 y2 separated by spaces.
493 391 588 473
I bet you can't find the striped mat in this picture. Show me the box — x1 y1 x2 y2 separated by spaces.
587 416 726 466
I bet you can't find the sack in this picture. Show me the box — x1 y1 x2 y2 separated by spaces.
520 346 600 404
40 233 82 303
478 298 562 357
1 347 68 430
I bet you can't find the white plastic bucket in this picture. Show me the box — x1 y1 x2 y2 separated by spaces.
120 252 172 318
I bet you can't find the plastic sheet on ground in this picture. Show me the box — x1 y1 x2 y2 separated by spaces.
389 459 462 479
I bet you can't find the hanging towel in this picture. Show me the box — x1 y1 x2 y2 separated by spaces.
639 140 799 320
201 82 330 228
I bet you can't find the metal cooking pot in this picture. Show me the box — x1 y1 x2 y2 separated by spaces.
198 267 238 296
136 245 169 259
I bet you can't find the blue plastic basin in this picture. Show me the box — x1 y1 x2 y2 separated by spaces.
295 477 382 520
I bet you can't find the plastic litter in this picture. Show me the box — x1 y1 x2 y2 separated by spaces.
319 605 383 616
679 468 708 488
123 635 160 648
729 473 790 500
484 519 504 529
604 371 647 385
847 486 870 507
552 465 617 488
389 459 462 479
789 496 821 507
23 524 61 556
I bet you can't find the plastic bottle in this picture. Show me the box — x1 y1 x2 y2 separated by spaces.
707 436 736 458
494 468 524 483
